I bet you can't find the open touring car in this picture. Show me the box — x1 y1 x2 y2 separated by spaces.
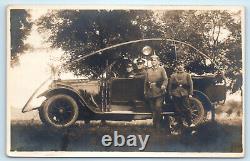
22 38 227 129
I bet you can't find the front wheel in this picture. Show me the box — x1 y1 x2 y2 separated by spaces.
39 94 79 128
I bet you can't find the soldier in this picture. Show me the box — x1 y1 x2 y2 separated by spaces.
168 64 194 132
124 62 135 78
145 55 168 130
134 58 146 77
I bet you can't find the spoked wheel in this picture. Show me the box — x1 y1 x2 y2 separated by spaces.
166 98 205 135
40 94 79 128
188 97 205 126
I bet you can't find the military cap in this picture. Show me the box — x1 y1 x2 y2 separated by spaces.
150 55 159 60
127 63 133 67
176 64 185 71
137 58 145 64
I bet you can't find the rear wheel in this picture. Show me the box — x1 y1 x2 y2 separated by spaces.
167 97 205 135
189 97 205 126
40 94 79 128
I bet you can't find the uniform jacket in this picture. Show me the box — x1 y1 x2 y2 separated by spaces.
145 66 168 98
134 69 147 77
124 71 135 78
168 71 193 97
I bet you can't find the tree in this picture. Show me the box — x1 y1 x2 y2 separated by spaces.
160 10 242 92
37 9 242 92
37 10 160 77
10 9 32 64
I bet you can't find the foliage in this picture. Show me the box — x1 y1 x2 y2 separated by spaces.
160 10 242 92
37 9 242 92
10 9 32 64
38 10 157 77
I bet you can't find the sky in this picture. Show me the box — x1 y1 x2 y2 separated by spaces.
9 9 65 109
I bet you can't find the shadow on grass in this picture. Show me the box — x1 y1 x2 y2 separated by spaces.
10 120 242 152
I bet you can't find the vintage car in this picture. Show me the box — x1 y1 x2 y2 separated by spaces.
22 38 227 129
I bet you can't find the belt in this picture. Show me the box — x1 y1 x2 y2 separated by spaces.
172 84 189 89
147 81 163 88
148 82 156 85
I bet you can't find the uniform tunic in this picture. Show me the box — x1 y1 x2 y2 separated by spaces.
124 70 135 78
169 71 193 97
145 65 169 130
168 70 193 127
145 66 168 98
134 69 147 77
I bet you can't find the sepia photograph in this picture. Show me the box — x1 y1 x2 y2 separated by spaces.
7 6 244 157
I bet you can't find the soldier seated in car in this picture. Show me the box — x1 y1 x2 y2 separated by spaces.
134 58 147 77
124 62 135 78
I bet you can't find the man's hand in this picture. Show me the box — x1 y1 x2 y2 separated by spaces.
189 95 192 98
161 85 166 91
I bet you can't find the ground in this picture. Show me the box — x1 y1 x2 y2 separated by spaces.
9 93 243 153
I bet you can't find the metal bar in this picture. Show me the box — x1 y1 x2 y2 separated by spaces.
66 38 219 69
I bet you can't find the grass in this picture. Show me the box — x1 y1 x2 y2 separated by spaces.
10 119 242 153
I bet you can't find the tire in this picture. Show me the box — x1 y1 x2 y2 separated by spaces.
38 107 47 125
167 98 205 134
189 97 205 126
40 94 79 128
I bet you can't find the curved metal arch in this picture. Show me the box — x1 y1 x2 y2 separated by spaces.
69 38 219 69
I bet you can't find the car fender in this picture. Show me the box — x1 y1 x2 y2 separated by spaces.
193 90 215 120
37 87 95 113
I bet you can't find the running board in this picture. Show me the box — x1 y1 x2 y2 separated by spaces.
95 111 174 115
